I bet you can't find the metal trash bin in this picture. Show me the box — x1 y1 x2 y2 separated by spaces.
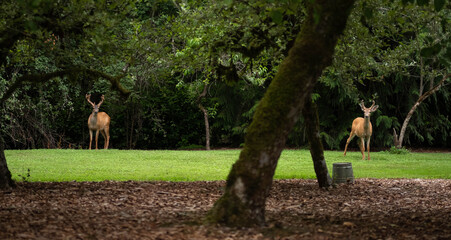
332 162 354 184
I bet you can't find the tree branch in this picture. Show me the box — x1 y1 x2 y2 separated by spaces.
396 73 450 148
172 0 183 13
0 68 131 105
83 69 131 98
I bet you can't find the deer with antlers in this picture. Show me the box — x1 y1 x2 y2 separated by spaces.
86 94 111 150
343 100 379 160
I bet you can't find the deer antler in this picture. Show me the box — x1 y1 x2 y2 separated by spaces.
98 95 105 107
359 100 366 110
370 100 375 109
86 94 95 107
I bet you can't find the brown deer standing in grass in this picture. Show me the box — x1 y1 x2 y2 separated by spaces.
86 94 110 150
343 100 379 160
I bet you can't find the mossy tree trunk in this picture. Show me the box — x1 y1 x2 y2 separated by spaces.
302 98 332 188
0 134 15 191
205 0 355 227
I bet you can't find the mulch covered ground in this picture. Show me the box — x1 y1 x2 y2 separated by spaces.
1 179 450 239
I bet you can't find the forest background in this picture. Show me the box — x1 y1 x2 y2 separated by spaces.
1 0 450 151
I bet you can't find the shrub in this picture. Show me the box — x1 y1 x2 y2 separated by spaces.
385 146 410 155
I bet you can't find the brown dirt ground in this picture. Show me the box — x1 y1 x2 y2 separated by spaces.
1 179 450 240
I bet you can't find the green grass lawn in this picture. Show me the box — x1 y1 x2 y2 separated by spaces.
5 149 451 182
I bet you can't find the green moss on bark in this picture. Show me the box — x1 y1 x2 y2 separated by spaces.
206 0 355 227
303 98 332 188
0 135 15 190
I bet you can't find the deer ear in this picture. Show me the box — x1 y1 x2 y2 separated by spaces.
371 105 379 112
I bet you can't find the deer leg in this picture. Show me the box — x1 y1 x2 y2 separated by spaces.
104 126 110 149
100 130 106 149
359 138 365 160
343 132 355 156
95 130 100 150
89 130 93 150
367 137 371 160
100 129 109 149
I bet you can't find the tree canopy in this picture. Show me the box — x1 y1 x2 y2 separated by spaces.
0 0 449 151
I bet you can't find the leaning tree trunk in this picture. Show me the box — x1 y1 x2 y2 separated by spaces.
302 98 332 188
205 0 355 227
394 74 450 148
0 134 15 190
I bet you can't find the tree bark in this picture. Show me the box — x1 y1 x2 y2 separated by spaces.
395 74 450 148
302 98 332 188
205 0 355 227
0 134 15 191
197 83 211 150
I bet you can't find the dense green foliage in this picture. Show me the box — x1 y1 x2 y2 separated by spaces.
6 149 451 182
1 0 450 150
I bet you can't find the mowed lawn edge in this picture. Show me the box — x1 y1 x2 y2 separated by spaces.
5 149 451 182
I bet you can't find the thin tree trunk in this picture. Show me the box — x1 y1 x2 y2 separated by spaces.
197 83 211 150
199 105 211 150
0 134 15 191
205 0 355 227
396 74 450 148
302 98 332 188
